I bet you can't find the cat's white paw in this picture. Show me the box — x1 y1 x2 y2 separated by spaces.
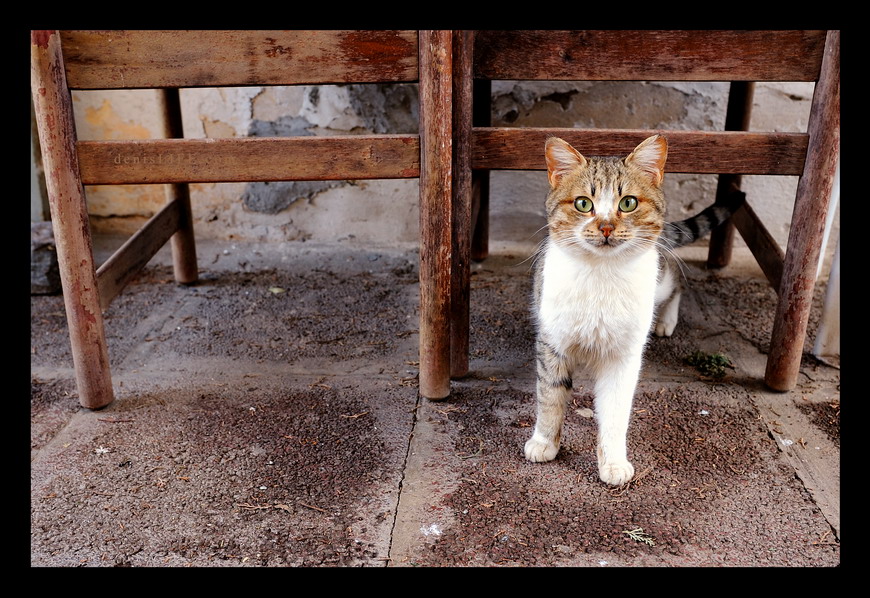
654 293 680 337
598 459 635 486
524 435 559 463
654 316 677 337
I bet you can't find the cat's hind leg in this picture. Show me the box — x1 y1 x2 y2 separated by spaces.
654 290 681 337
653 260 681 337
524 340 572 463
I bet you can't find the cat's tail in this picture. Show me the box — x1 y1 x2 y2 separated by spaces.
661 189 745 249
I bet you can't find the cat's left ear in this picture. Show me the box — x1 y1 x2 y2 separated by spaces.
545 137 587 189
625 135 668 186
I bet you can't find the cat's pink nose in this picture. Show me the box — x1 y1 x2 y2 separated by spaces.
600 223 614 238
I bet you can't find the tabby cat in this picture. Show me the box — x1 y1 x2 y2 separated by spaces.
523 135 743 486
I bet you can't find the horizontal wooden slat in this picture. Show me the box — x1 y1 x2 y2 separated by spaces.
61 30 419 89
474 30 826 82
96 196 184 309
77 135 420 185
472 128 809 175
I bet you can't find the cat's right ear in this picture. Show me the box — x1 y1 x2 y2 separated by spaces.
545 137 587 189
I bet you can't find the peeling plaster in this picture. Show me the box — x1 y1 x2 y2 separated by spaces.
248 115 315 138
300 86 365 132
71 90 163 141
346 84 419 134
493 81 711 131
199 117 238 139
180 87 261 138
82 100 153 140
252 87 306 122
242 181 344 215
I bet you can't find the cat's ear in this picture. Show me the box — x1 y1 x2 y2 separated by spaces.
625 135 668 186
545 137 587 188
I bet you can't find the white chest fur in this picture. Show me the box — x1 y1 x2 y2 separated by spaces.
538 242 659 359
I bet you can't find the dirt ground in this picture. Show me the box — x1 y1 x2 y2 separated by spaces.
30 239 840 567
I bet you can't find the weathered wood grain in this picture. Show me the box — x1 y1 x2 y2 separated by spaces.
707 82 755 268
61 30 419 89
31 30 114 409
766 30 840 391
474 30 826 82
418 30 453 400
77 135 420 185
470 79 492 262
450 30 474 380
159 88 198 285
472 128 809 175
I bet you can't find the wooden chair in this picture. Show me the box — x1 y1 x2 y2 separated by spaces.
31 30 455 408
449 30 840 392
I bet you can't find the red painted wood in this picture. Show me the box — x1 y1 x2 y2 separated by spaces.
61 30 419 89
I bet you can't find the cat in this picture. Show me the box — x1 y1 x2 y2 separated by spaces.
523 134 743 486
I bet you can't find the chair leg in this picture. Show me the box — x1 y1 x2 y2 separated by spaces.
470 173 490 262
166 183 198 284
765 30 839 391
160 89 198 285
450 30 474 380
470 79 492 263
418 30 453 400
31 31 114 409
707 82 754 269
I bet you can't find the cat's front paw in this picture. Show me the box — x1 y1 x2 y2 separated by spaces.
524 434 559 463
598 459 635 486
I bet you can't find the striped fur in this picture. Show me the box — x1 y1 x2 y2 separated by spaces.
662 190 745 249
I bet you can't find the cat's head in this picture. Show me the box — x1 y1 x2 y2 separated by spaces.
544 135 668 258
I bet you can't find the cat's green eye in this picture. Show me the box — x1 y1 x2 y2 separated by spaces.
618 196 638 213
574 197 594 213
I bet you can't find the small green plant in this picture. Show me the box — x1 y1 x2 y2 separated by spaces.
685 351 733 379
622 527 656 546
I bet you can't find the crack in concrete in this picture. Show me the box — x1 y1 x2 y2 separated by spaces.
384 389 424 566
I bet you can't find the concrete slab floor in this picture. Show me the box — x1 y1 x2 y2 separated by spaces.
30 237 840 567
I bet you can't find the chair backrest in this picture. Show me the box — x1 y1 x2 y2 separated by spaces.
460 30 838 286
59 30 422 186
470 29 826 175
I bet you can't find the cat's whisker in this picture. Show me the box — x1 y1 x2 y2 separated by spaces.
531 222 550 238
632 231 691 282
518 226 552 270
523 237 551 272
